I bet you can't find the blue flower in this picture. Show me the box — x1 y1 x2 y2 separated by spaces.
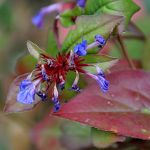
32 13 44 29
32 3 62 28
87 66 109 93
17 80 36 104
52 97 61 112
95 35 106 47
96 74 109 92
96 67 109 92
77 0 86 8
74 40 87 56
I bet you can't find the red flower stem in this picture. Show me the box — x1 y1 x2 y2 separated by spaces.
117 33 136 70
53 19 61 50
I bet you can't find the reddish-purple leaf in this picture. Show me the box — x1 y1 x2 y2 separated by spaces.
53 69 150 140
4 74 41 113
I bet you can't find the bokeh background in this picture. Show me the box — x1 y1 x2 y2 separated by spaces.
0 0 150 150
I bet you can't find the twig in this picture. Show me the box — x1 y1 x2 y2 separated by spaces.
117 34 136 70
53 19 61 50
122 34 146 41
127 21 146 41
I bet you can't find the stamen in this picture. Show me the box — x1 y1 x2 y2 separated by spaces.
41 65 49 81
71 70 81 92
53 83 59 98
59 76 65 90
47 59 53 67
69 50 75 66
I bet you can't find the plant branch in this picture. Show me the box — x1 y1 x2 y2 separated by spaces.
53 19 61 50
127 22 146 41
122 34 146 41
117 34 136 70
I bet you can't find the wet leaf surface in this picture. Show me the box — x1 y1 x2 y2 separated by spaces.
54 69 150 140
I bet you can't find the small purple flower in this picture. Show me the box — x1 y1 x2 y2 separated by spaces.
96 74 109 92
17 79 36 104
32 13 44 29
87 66 109 93
74 40 87 56
32 3 62 28
96 67 109 92
95 35 106 47
77 0 86 8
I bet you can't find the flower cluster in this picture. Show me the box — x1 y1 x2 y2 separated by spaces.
17 35 109 112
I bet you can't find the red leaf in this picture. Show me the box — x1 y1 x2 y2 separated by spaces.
53 69 150 140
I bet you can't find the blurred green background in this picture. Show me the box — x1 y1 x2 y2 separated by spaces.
0 0 150 150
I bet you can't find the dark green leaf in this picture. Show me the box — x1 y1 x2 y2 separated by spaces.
83 54 117 64
83 59 118 74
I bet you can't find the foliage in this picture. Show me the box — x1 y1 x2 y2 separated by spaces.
2 0 150 150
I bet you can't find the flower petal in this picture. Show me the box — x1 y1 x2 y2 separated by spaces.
4 74 41 113
74 40 87 56
77 0 86 8
17 79 36 104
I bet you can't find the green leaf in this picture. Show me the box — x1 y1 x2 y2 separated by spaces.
61 14 123 53
46 31 59 57
20 55 37 70
60 0 140 27
83 59 118 74
83 54 117 64
60 121 92 150
60 6 83 27
92 128 125 148
27 41 48 59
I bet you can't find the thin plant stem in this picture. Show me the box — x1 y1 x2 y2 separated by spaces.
53 19 61 50
117 34 136 70
122 34 146 41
